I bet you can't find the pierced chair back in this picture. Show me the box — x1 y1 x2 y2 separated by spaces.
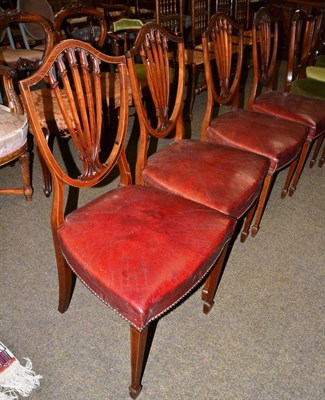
19 39 130 198
202 11 244 110
53 6 108 49
246 7 279 109
126 23 185 183
285 9 318 93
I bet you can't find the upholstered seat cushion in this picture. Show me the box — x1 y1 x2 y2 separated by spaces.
252 91 325 140
0 48 43 66
0 105 28 157
58 185 236 330
306 66 325 82
315 54 325 68
141 140 270 219
207 110 308 172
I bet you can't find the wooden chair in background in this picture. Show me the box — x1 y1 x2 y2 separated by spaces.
53 5 108 48
0 103 32 200
154 0 215 118
19 38 237 399
0 9 53 196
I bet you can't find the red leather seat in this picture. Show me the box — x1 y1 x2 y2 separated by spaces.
58 185 236 329
142 139 269 219
207 109 308 173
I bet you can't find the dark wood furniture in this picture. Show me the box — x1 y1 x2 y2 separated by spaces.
19 38 237 399
250 7 325 195
126 22 271 241
203 10 309 239
267 0 325 56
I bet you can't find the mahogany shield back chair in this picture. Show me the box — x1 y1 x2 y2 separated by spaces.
19 38 237 399
202 12 309 239
25 5 133 197
127 23 272 241
0 103 32 200
285 10 323 97
250 8 325 195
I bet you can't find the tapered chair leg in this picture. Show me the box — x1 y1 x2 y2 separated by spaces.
319 144 325 167
129 325 149 399
55 249 76 314
240 201 258 243
289 141 311 196
309 135 324 168
281 156 299 199
37 128 52 197
251 173 274 237
201 243 230 314
19 151 33 201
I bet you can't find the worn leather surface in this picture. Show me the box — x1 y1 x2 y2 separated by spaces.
252 91 325 140
58 185 236 330
142 140 270 219
207 110 308 172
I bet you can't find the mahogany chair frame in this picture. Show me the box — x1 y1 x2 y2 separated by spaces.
53 6 108 49
127 23 274 241
201 12 309 239
19 38 237 399
250 7 325 196
285 9 316 93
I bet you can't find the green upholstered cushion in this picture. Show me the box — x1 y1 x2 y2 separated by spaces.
315 54 325 68
306 66 325 82
112 18 143 32
291 78 325 100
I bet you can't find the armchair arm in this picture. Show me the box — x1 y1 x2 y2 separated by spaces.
0 64 23 114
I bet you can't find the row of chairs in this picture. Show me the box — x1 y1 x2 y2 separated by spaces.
1 7 325 398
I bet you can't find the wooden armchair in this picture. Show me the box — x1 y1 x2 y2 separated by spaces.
0 10 53 196
19 38 237 398
126 23 272 241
